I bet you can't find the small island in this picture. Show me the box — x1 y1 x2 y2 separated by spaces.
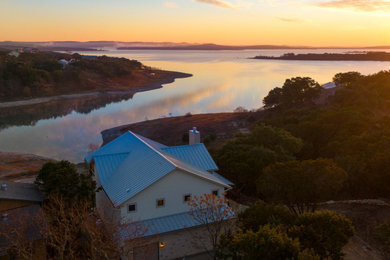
0 50 191 102
252 51 390 61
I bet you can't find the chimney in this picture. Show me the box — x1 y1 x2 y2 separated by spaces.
0 183 6 191
189 127 200 145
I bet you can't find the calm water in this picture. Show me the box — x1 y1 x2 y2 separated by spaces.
1 49 390 162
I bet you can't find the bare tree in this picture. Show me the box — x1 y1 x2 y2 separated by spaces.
96 200 153 259
43 194 153 259
0 205 47 259
188 194 235 259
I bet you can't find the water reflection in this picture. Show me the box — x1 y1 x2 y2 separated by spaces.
0 93 135 130
0 49 389 162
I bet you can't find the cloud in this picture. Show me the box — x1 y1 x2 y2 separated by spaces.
194 0 236 9
315 0 390 12
277 17 306 23
164 2 179 8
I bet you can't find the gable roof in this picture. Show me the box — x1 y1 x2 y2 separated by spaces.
86 131 231 207
161 144 218 171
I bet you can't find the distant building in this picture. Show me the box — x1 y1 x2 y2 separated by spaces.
58 59 69 69
8 51 19 57
85 129 233 260
321 82 337 89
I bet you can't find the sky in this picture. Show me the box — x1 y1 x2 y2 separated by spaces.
0 0 389 46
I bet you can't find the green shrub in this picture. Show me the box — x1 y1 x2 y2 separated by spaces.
373 223 390 244
289 210 354 259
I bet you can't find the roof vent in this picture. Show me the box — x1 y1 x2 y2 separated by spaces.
126 188 130 193
189 127 200 145
1 213 8 221
1 183 6 191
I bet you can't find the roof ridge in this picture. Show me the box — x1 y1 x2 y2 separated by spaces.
162 143 203 149
129 131 229 188
128 130 178 169
93 151 130 158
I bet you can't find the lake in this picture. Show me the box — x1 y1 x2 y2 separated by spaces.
1 49 390 162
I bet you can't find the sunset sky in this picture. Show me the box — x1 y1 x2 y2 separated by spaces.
1 0 389 46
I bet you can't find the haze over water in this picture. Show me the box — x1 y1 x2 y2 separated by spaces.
1 49 390 162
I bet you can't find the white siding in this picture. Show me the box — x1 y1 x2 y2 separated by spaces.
119 169 225 223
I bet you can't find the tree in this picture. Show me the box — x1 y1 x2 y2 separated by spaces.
42 194 150 260
258 158 347 214
333 71 362 87
218 225 301 260
263 77 321 108
213 124 302 195
35 161 96 206
288 210 354 259
373 222 390 245
263 87 283 108
187 194 234 260
233 106 248 113
238 200 296 231
0 206 47 259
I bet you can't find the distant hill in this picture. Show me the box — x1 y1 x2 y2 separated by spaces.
1 41 390 51
117 44 317 50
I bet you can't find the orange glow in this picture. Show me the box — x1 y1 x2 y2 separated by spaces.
0 1 389 46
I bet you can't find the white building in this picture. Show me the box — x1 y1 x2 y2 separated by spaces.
85 129 233 260
8 51 19 57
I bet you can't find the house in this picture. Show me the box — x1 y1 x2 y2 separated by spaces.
85 128 233 260
321 82 337 89
0 181 44 211
0 181 46 259
8 51 19 57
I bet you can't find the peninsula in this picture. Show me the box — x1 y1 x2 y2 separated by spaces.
252 52 390 61
0 50 191 102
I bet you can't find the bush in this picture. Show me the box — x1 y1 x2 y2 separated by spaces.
35 161 96 206
373 223 390 244
238 200 296 231
213 124 302 195
258 159 347 214
289 210 354 259
218 225 300 260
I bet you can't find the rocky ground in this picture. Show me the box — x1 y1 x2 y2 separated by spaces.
0 151 53 183
101 111 263 147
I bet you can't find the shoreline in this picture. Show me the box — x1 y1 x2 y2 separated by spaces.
0 71 192 108
101 111 264 147
251 52 390 62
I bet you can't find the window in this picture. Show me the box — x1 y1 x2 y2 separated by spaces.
184 194 191 203
156 199 165 207
128 203 136 212
212 190 219 196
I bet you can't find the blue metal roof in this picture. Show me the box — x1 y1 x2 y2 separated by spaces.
94 153 129 185
122 209 234 238
161 144 218 171
133 133 167 150
211 172 234 186
85 133 135 163
85 131 232 207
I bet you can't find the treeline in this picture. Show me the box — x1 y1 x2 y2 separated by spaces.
218 201 354 259
214 70 390 201
253 52 390 61
0 51 142 101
